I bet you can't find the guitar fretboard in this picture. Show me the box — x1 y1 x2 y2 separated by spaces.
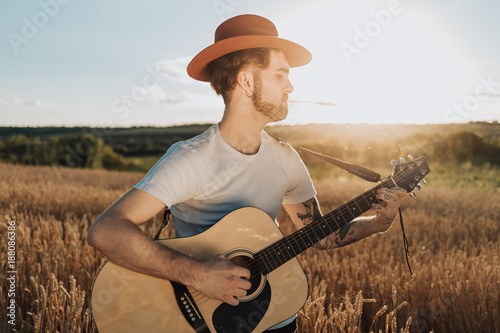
254 180 392 276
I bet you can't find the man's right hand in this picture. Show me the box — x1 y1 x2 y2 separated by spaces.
192 254 251 306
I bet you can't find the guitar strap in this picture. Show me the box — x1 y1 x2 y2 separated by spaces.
266 133 381 182
153 208 171 240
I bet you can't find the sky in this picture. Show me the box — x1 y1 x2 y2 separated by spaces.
1 0 499 127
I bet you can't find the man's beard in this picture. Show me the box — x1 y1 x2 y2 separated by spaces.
251 75 288 122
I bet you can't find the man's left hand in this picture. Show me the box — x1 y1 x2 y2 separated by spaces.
371 187 407 233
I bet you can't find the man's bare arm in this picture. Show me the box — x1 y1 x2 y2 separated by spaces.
87 188 250 305
283 188 406 250
284 197 376 249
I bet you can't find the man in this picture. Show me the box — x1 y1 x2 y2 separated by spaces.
87 14 406 332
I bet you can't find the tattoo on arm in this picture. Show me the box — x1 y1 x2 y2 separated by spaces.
334 222 358 248
315 222 358 250
296 198 322 226
296 198 326 249
295 198 359 250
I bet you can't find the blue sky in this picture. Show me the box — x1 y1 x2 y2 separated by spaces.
1 0 499 127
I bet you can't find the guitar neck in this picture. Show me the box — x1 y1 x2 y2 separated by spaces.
256 179 392 275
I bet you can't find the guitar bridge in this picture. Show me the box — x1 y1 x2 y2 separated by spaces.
171 281 209 333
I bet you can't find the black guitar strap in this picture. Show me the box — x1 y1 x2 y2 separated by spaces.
153 208 171 240
267 133 381 182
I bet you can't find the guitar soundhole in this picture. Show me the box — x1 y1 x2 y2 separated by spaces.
229 254 265 299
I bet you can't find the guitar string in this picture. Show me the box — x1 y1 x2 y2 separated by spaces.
244 184 384 274
258 177 398 269
189 288 224 310
189 288 244 308
242 165 425 275
252 184 378 269
191 294 221 314
191 292 215 307
190 291 251 315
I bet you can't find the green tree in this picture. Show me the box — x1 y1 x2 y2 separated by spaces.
59 134 103 168
442 132 487 164
100 145 127 170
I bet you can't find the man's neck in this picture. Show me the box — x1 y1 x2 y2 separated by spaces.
218 104 268 155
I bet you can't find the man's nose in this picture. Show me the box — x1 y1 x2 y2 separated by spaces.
284 77 294 94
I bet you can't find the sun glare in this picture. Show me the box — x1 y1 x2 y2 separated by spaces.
287 3 475 125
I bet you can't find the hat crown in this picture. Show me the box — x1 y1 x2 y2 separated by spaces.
188 14 310 82
215 14 279 42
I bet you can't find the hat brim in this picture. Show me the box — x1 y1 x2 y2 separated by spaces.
187 35 312 82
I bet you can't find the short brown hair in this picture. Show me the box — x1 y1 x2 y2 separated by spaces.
207 48 276 103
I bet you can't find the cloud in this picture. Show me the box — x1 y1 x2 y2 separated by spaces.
0 97 43 107
141 57 222 108
142 83 193 105
155 56 202 85
158 92 192 105
153 89 222 108
136 56 223 112
474 94 500 102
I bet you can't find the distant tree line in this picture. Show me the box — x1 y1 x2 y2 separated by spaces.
0 124 212 172
0 134 147 171
0 128 498 172
296 131 500 169
104 135 182 157
413 131 500 165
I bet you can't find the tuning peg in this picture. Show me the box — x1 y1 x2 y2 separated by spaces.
422 179 427 185
407 155 414 160
390 159 399 166
409 183 424 198
399 157 406 163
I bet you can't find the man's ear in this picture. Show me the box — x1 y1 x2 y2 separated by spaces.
236 69 254 97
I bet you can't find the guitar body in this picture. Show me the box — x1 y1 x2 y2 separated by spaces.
91 207 308 333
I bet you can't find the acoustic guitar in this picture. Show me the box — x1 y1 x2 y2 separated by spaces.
91 156 430 332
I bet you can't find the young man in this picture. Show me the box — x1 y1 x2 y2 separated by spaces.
87 14 406 332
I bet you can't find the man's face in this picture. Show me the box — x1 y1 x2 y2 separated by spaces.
251 51 294 122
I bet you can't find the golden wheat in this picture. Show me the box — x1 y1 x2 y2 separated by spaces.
0 162 498 332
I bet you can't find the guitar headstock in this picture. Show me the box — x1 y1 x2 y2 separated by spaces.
390 155 430 196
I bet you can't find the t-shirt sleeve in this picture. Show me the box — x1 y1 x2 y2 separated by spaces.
282 146 317 204
133 142 203 207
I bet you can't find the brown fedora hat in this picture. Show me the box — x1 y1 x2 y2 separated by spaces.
187 14 312 82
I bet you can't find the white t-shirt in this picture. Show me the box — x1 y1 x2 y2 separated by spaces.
134 124 316 238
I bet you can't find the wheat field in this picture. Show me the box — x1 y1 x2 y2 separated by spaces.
0 162 498 332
